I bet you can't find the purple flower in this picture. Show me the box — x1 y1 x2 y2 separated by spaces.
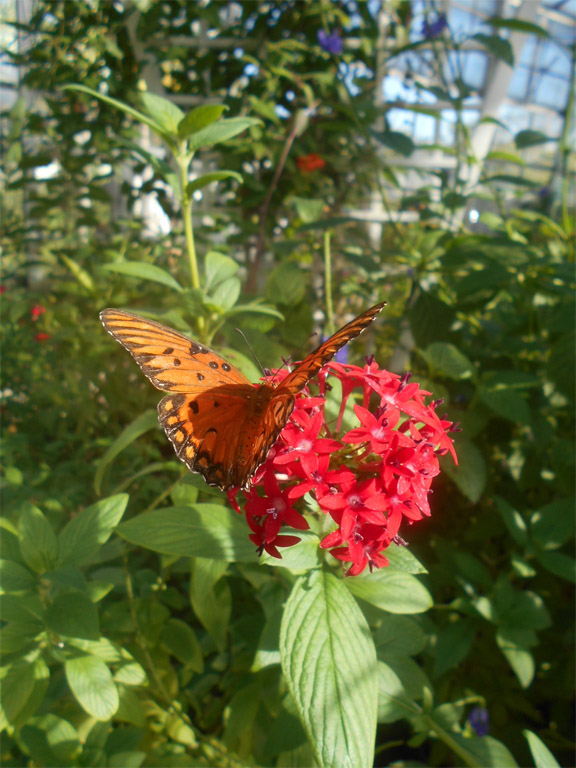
422 13 448 39
318 29 343 55
468 707 490 737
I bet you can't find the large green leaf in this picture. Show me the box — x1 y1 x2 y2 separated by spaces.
187 117 261 154
0 657 49 729
45 591 100 640
443 439 487 504
117 504 255 561
189 558 231 651
178 103 228 138
58 495 128 567
345 569 433 614
19 713 80 767
0 559 36 593
280 571 378 768
100 262 184 292
18 504 59 573
65 656 119 721
138 92 184 135
524 730 561 768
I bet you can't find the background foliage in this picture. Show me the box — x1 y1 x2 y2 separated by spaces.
1 1 574 767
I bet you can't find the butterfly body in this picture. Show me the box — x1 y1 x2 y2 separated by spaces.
100 302 384 490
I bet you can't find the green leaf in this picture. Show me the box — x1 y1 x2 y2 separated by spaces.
204 251 239 291
18 503 59 573
266 262 308 306
108 751 146 768
95 410 159 495
485 174 540 187
209 276 241 312
19 713 80 767
178 104 228 138
530 498 575 550
62 85 170 141
59 494 128 567
292 197 325 223
138 92 184 135
100 262 184 292
188 117 261 154
383 545 428 574
494 496 528 546
117 504 255 561
113 662 148 687
486 150 526 166
280 571 378 768
473 34 513 66
446 734 519 768
65 656 119 721
478 387 532 424
515 129 554 149
260 531 321 571
0 621 42 653
0 657 49 729
420 342 475 380
496 629 535 688
45 591 100 640
443 439 487 504
190 558 231 651
160 619 204 672
536 551 576 583
345 569 433 614
488 17 549 38
524 730 561 768
372 129 415 157
374 616 426 656
377 661 414 724
433 619 476 677
0 559 36 593
186 170 243 196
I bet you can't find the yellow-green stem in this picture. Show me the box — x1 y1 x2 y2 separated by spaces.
179 160 201 291
324 229 335 335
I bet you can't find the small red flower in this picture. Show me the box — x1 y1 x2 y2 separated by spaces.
296 153 326 173
0 285 7 294
229 359 458 575
31 304 46 320
34 332 51 342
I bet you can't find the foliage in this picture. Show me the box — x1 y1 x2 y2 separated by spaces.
1 2 574 768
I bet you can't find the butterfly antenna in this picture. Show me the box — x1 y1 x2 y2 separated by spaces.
234 328 267 378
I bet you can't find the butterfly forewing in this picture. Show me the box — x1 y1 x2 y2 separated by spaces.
100 309 251 393
278 301 386 396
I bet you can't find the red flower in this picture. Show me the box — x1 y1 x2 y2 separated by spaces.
31 304 46 320
296 153 326 173
229 360 458 575
0 285 7 294
34 333 51 342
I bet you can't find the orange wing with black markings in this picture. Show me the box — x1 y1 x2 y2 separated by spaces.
100 303 385 490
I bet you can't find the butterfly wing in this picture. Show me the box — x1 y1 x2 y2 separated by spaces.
276 301 386 397
100 308 251 392
158 385 294 490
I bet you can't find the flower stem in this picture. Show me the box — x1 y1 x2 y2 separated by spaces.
179 159 201 291
324 229 335 334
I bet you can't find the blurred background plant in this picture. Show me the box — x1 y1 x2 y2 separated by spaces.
0 1 574 767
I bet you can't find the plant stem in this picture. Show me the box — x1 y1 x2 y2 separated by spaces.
324 229 335 335
179 157 201 291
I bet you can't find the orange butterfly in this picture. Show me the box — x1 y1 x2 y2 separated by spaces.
100 302 385 490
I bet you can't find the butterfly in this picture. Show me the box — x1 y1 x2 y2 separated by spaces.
100 302 385 491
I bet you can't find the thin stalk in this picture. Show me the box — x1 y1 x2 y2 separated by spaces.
559 50 575 235
324 229 335 335
179 157 201 291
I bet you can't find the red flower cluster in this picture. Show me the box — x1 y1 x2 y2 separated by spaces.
296 153 326 173
31 304 46 320
228 360 458 576
34 332 51 342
